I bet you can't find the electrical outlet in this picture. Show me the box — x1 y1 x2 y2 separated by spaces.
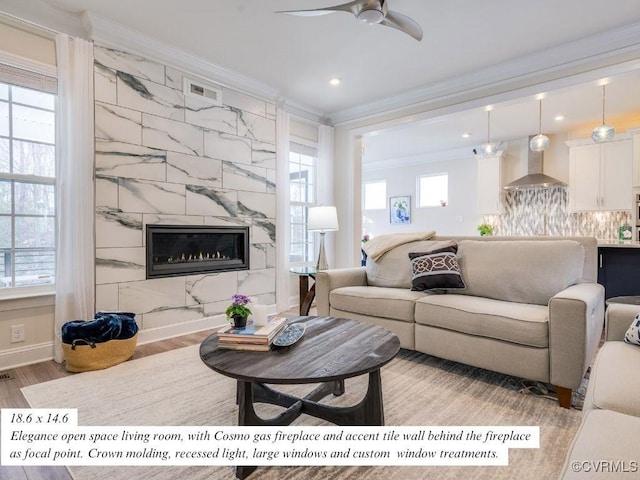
10 324 25 343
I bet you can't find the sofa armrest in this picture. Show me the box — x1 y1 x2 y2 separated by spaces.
605 303 640 341
315 267 367 316
548 282 605 390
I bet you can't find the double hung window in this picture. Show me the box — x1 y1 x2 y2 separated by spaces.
0 69 57 291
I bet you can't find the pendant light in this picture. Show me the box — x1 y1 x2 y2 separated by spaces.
479 109 498 157
591 84 615 143
529 99 550 152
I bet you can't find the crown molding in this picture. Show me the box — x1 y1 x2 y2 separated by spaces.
363 146 473 172
332 21 640 125
565 131 633 148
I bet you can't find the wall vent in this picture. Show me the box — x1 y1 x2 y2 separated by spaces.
183 77 223 105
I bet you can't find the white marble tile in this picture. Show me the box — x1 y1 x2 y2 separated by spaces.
250 244 267 270
165 66 183 90
95 175 119 209
95 45 166 85
203 130 251 164
96 207 143 248
266 169 276 194
266 102 276 120
94 61 117 105
96 247 146 284
237 110 276 144
237 268 276 297
118 277 186 315
166 152 222 187
184 96 237 135
185 271 239 306
221 87 266 117
237 191 276 219
117 72 185 121
203 299 232 317
251 243 276 269
203 216 249 228
222 162 269 193
96 140 166 182
251 141 276 170
185 186 237 216
252 293 275 305
95 102 142 144
142 305 205 329
252 218 276 244
119 179 186 214
96 283 119 312
142 113 204 156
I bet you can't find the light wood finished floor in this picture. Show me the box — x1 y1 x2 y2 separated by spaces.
0 329 216 480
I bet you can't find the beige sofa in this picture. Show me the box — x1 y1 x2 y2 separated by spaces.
316 235 605 408
558 303 640 478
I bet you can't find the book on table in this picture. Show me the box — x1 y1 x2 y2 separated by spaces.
217 317 287 346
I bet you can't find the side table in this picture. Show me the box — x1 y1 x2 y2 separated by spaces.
289 266 316 315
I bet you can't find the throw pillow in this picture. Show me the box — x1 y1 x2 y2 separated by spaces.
409 245 466 291
624 314 640 346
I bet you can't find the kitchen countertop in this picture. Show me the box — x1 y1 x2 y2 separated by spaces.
597 240 640 248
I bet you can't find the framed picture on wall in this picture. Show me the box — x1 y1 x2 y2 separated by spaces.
389 195 411 224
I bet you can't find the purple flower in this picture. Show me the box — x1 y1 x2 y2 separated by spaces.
231 294 251 306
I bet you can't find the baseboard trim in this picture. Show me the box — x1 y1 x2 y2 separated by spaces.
0 342 54 370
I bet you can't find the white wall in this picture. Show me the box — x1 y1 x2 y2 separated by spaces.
362 156 479 238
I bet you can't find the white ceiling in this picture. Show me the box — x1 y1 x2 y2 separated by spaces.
4 0 640 162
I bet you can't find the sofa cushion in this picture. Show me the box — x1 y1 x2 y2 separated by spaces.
583 341 640 417
415 294 549 348
624 313 640 346
330 286 427 322
558 409 640 479
456 240 584 305
409 245 466 291
366 240 456 289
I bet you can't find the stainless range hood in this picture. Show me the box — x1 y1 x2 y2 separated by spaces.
503 137 566 190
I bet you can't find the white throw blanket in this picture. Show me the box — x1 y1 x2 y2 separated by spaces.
362 231 436 261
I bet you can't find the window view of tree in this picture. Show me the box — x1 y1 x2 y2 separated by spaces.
0 82 56 289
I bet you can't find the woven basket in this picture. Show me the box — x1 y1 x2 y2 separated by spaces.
62 333 138 373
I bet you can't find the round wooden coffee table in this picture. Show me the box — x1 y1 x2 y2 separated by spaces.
200 315 400 479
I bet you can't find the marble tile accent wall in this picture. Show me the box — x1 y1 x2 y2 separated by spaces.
93 45 277 331
483 186 632 239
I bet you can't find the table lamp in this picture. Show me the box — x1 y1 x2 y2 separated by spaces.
307 206 339 270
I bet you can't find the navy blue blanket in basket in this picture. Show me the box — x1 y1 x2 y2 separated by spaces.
62 312 138 345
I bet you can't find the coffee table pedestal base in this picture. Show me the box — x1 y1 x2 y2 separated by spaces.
235 370 384 479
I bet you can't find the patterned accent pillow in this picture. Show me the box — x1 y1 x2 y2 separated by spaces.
408 245 466 292
624 313 640 346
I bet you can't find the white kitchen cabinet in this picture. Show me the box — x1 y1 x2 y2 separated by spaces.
477 154 503 214
568 139 632 212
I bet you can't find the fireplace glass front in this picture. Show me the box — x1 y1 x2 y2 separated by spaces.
146 225 249 278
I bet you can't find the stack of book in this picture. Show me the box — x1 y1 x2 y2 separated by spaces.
216 317 288 351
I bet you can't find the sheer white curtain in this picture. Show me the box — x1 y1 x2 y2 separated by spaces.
54 34 95 363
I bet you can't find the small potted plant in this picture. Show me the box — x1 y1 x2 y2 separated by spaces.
477 223 494 236
226 294 252 329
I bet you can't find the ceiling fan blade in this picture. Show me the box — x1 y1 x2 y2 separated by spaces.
380 10 423 41
277 0 364 17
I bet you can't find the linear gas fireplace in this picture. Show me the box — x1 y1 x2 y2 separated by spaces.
146 225 249 278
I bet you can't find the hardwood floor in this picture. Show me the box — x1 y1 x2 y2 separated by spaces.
0 329 217 480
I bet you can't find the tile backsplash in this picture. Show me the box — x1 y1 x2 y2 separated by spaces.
483 186 632 239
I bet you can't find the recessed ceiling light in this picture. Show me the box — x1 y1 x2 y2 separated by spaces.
462 133 471 138
329 77 341 86
555 115 565 121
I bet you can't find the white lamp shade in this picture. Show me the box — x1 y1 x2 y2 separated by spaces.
308 206 339 232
